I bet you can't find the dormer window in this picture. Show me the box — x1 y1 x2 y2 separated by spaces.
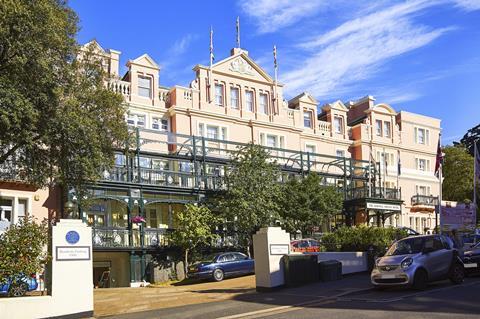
334 116 343 134
138 76 152 98
303 111 313 128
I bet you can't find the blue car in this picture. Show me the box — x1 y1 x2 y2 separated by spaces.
0 274 38 297
188 252 254 281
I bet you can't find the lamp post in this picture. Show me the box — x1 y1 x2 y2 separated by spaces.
64 200 77 219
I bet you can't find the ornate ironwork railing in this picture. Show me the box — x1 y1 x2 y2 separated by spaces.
411 194 438 206
92 227 170 248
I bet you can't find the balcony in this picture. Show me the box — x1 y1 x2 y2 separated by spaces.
346 186 401 201
0 159 27 183
411 195 438 206
92 227 170 249
108 79 131 98
318 121 331 136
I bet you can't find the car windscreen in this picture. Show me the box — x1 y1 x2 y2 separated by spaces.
385 237 425 256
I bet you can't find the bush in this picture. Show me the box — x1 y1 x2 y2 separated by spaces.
321 226 408 256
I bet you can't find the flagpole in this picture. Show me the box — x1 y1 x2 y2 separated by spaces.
273 45 278 115
236 17 240 48
209 26 214 103
438 133 443 234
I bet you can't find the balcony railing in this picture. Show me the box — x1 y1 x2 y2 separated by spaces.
92 227 170 249
318 121 331 135
108 79 131 97
0 159 25 182
346 186 401 201
411 195 438 206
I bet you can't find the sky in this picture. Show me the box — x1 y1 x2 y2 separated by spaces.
70 0 480 145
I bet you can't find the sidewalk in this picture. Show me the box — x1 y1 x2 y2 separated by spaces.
95 273 372 318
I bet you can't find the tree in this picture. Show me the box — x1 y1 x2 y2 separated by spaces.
442 145 475 202
171 204 218 277
0 216 49 289
280 173 343 236
458 123 480 156
210 144 283 256
0 1 128 193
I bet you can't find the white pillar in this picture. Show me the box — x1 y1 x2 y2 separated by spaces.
253 227 290 291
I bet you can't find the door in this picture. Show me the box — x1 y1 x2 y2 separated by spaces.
231 253 251 274
218 253 236 275
424 236 452 280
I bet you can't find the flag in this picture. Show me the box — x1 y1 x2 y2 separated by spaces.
273 45 277 69
210 26 214 64
397 150 401 176
434 135 443 177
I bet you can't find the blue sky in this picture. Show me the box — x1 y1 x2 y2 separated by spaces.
70 0 480 145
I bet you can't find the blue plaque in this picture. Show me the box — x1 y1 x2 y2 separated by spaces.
65 230 80 245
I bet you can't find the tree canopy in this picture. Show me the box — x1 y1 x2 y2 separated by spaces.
459 123 480 156
280 173 343 236
209 144 283 256
442 145 475 202
0 216 49 284
0 0 128 192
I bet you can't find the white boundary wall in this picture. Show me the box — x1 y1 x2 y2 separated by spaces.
0 219 93 319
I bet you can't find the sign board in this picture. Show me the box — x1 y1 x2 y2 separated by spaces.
441 204 476 232
366 202 401 211
270 244 289 255
56 246 91 261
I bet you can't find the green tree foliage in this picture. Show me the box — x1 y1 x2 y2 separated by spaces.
171 204 219 276
459 123 480 156
210 144 283 256
0 0 128 193
0 216 49 284
321 226 407 256
442 145 475 202
281 173 343 236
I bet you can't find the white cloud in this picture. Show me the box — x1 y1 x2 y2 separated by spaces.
171 34 197 56
453 0 480 10
238 0 329 34
281 0 454 98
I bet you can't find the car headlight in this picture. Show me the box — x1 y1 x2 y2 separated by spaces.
375 258 381 268
401 257 413 269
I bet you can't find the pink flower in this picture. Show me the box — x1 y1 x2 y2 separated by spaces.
131 215 146 223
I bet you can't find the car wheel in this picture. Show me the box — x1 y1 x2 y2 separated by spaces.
449 263 465 284
8 283 27 297
212 269 224 282
412 269 428 290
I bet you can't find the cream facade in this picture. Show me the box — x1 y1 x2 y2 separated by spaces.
90 40 441 233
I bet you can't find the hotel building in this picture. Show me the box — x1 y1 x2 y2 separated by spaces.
0 39 441 287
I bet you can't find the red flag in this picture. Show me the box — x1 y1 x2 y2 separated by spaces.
434 136 443 177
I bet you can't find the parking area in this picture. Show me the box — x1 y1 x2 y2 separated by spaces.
94 275 257 317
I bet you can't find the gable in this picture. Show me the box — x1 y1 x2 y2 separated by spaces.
212 53 273 83
374 103 396 114
129 53 160 69
82 40 107 56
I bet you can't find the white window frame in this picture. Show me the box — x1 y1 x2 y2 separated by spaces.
197 122 228 141
215 84 224 106
415 127 430 145
415 157 431 172
259 93 268 114
333 116 343 134
375 120 382 136
384 121 391 138
126 113 146 128
152 117 168 131
415 185 431 196
305 144 316 154
303 111 313 129
230 87 239 109
138 75 152 98
336 149 346 158
245 90 254 112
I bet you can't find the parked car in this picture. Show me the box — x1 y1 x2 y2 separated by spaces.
397 227 420 236
463 241 480 273
291 239 320 253
0 274 38 297
371 234 464 290
462 233 480 250
188 252 254 282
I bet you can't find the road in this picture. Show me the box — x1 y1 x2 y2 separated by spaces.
100 275 480 319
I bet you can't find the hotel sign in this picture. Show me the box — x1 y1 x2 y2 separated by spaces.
56 246 91 261
270 244 289 255
366 202 401 211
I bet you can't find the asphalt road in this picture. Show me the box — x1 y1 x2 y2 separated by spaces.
101 274 480 319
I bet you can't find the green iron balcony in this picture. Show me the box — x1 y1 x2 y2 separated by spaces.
411 195 438 206
92 227 172 249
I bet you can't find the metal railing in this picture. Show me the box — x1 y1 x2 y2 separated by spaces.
92 227 170 249
411 194 438 206
346 186 401 201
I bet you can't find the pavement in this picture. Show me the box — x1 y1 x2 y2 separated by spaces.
95 273 480 319
95 272 372 318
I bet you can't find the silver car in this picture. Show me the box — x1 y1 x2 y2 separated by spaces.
371 234 464 290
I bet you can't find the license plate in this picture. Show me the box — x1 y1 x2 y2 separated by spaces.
464 263 477 269
381 274 396 279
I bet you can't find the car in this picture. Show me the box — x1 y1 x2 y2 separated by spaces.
291 239 320 253
397 227 420 236
371 234 464 290
463 241 480 273
462 233 480 250
188 252 254 282
0 274 38 297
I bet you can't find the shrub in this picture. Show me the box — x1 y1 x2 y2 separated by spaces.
321 226 408 256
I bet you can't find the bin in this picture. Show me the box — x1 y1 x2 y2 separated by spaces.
318 260 342 282
283 254 319 287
